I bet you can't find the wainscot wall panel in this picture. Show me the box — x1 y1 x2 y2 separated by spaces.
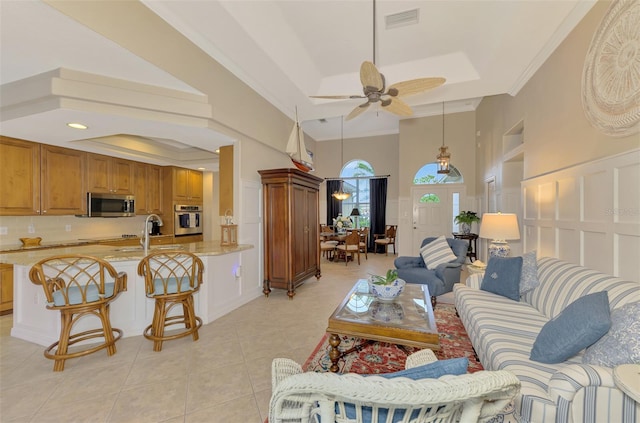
522 149 639 281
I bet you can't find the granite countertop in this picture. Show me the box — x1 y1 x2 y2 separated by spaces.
0 241 253 266
0 234 172 254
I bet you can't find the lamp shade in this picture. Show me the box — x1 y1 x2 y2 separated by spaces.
479 213 520 241
350 208 360 217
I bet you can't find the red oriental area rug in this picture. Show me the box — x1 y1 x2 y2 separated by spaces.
303 303 484 374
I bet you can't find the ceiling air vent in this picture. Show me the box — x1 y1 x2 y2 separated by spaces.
385 8 419 29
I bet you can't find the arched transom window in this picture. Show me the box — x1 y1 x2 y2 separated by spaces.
413 163 463 184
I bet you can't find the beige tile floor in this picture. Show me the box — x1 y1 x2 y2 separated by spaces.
0 252 466 422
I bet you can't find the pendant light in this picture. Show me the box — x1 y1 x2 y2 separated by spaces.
332 116 351 201
437 102 451 174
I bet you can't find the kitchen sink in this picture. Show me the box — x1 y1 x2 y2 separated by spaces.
115 247 143 252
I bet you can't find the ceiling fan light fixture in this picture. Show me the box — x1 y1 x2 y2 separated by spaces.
308 0 445 121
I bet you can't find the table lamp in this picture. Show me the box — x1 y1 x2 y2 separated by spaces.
350 208 361 228
479 212 520 258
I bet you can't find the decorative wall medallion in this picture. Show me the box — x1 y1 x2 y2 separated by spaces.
582 0 640 137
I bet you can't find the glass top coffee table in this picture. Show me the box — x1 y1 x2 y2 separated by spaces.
326 279 440 372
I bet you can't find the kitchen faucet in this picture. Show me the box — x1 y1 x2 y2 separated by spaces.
142 214 163 255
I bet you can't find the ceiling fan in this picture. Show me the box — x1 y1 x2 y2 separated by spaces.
310 0 446 121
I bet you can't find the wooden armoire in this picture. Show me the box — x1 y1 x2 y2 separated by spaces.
259 168 322 298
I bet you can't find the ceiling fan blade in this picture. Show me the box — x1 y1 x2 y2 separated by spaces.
309 95 360 100
388 77 446 97
346 102 370 121
382 97 413 117
360 61 383 91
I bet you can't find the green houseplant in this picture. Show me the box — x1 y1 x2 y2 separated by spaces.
369 269 399 285
454 211 480 234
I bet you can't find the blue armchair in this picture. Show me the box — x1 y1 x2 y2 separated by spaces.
394 237 468 308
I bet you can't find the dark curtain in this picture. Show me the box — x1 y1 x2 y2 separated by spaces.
326 180 342 226
369 177 387 251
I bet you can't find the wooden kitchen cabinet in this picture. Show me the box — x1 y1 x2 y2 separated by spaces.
0 136 40 215
0 137 86 216
164 166 203 203
87 153 134 194
134 162 163 215
259 168 322 298
40 145 86 215
0 263 13 314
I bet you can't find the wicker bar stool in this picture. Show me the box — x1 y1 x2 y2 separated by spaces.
28 255 127 371
137 251 204 351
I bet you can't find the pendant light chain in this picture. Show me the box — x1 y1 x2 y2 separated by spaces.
437 101 451 174
372 0 376 66
332 116 351 200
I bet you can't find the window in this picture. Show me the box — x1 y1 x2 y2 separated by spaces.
340 160 374 228
419 194 441 203
413 163 463 184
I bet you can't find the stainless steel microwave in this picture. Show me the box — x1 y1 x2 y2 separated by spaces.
87 193 135 217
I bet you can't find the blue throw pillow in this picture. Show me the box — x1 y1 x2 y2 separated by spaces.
480 256 523 301
530 292 611 364
519 250 540 295
341 357 468 422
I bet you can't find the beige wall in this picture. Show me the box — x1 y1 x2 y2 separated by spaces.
312 133 398 224
476 0 639 193
399 111 477 197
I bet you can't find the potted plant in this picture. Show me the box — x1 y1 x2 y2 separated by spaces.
368 269 405 301
454 211 480 234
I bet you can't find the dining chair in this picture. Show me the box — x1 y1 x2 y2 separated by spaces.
137 251 204 351
358 227 369 260
374 225 397 255
28 255 127 371
335 230 360 265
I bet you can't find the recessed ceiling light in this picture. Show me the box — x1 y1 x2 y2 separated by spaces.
215 149 220 154
67 122 88 130
197 167 205 170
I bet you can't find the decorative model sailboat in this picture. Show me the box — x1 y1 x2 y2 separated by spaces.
286 109 314 172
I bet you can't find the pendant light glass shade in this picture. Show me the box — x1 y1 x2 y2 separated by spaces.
437 102 451 174
332 117 351 201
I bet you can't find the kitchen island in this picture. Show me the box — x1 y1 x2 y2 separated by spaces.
1 241 258 347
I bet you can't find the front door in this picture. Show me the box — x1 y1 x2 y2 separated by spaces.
411 185 466 255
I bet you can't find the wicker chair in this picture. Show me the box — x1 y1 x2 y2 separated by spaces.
137 251 204 351
28 255 127 371
269 349 520 423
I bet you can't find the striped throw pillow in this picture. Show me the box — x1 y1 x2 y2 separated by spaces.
420 236 457 270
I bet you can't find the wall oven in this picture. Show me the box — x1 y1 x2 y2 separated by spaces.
174 204 203 236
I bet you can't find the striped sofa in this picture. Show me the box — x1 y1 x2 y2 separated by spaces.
454 257 640 423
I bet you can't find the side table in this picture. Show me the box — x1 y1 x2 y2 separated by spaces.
613 364 640 402
466 264 486 276
452 232 478 262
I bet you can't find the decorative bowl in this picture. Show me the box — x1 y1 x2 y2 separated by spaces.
368 278 406 301
20 237 42 247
